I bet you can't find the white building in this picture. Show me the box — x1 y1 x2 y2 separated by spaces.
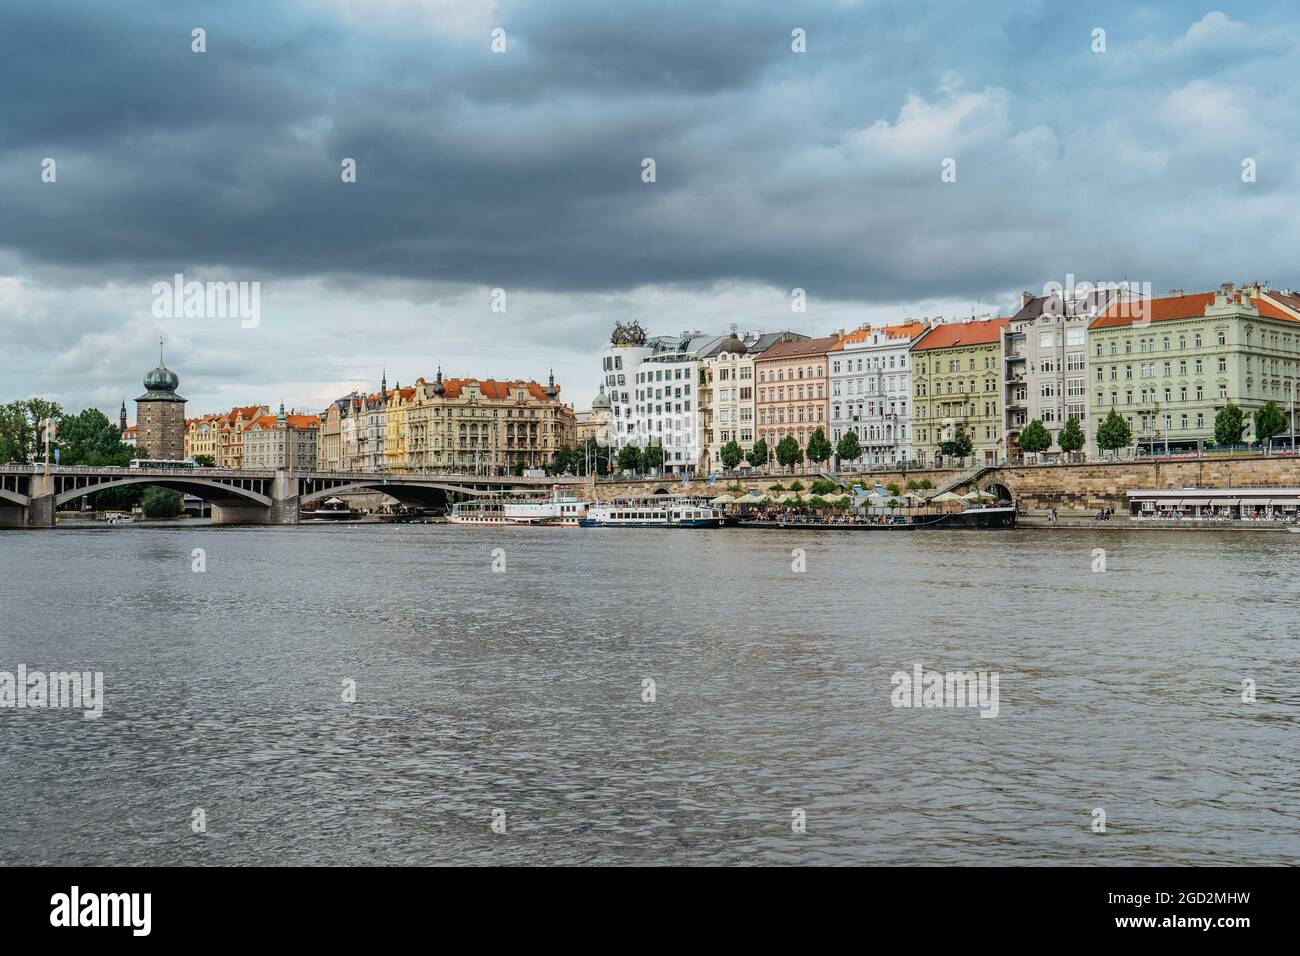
828 321 926 467
701 330 805 471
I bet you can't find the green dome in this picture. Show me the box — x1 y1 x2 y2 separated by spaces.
143 364 179 392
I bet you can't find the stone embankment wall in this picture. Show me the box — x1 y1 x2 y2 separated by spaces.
592 457 1300 513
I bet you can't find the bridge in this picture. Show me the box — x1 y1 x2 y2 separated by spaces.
0 464 587 528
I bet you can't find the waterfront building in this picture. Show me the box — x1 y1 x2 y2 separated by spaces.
829 321 926 467
403 369 575 473
600 323 684 460
360 374 388 471
910 317 1009 466
383 383 417 471
1002 287 1134 459
1088 284 1300 455
242 402 320 470
184 413 222 461
701 330 803 471
214 405 269 470
134 341 187 460
753 334 841 462
575 383 612 445
317 393 360 471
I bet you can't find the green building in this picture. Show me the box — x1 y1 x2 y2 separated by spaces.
1087 284 1300 455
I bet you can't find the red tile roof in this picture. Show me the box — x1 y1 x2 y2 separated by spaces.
910 317 1008 351
245 414 319 431
832 320 928 349
439 378 552 401
1090 290 1294 329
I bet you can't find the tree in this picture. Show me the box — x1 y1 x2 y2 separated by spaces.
0 398 65 463
192 453 216 467
1058 416 1085 457
1096 408 1133 454
617 444 642 473
140 486 182 519
642 440 664 472
836 431 862 465
1019 420 1052 457
719 439 743 470
938 423 973 461
775 435 803 472
1254 400 1287 449
1214 403 1247 447
805 428 833 466
746 438 769 469
57 408 128 465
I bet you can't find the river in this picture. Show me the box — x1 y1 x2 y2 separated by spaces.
1 522 1297 865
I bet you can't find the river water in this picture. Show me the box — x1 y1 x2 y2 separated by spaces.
1 522 1297 866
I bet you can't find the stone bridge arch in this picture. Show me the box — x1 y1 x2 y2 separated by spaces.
0 488 28 507
53 476 272 509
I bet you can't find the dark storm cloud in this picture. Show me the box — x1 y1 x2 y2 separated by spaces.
4 0 1300 415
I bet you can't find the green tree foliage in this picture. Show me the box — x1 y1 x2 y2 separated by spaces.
642 440 664 471
1058 416 1085 455
0 399 65 463
57 407 135 466
1019 420 1052 456
719 439 744 470
192 454 216 467
746 438 769 468
788 479 805 493
617 444 643 473
775 435 803 471
1254 400 1287 447
938 423 973 460
805 428 833 465
835 430 862 464
140 486 182 519
1096 408 1133 453
1214 403 1246 447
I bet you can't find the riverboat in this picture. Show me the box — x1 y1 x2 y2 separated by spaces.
578 497 722 528
448 487 592 526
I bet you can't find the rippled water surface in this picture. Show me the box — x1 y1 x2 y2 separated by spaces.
1 522 1298 865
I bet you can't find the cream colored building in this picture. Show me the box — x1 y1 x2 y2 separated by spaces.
402 370 576 473
242 404 320 470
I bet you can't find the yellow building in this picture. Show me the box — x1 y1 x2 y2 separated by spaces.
383 384 418 471
403 370 576 473
910 317 1008 465
184 414 221 462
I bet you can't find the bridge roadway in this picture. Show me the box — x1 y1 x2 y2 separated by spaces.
0 464 588 528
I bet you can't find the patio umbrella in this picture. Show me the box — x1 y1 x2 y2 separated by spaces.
709 493 735 505
929 491 966 504
734 492 765 505
964 489 996 500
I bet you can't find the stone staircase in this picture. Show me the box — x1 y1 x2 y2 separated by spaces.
931 463 997 496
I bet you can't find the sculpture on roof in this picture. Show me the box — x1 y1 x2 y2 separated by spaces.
610 320 648 346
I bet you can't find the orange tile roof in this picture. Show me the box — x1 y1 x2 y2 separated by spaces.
1090 290 1294 329
439 378 552 401
910 317 1008 351
245 414 319 431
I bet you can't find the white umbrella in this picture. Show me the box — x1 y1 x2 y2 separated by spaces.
710 493 735 505
964 489 995 500
734 492 765 504
929 491 966 504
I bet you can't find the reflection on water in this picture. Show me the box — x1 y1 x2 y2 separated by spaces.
1 523 1297 865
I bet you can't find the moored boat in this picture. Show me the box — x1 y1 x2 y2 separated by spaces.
578 496 722 528
448 486 592 526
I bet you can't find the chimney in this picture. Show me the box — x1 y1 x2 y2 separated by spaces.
1021 291 1035 308
1168 289 1183 297
1220 282 1234 297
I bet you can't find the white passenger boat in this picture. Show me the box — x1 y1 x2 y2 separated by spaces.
578 496 722 528
447 486 591 526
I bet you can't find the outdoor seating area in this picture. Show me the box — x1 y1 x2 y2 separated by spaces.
1128 488 1300 524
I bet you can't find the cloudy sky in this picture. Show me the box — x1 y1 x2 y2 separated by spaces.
3 0 1300 417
